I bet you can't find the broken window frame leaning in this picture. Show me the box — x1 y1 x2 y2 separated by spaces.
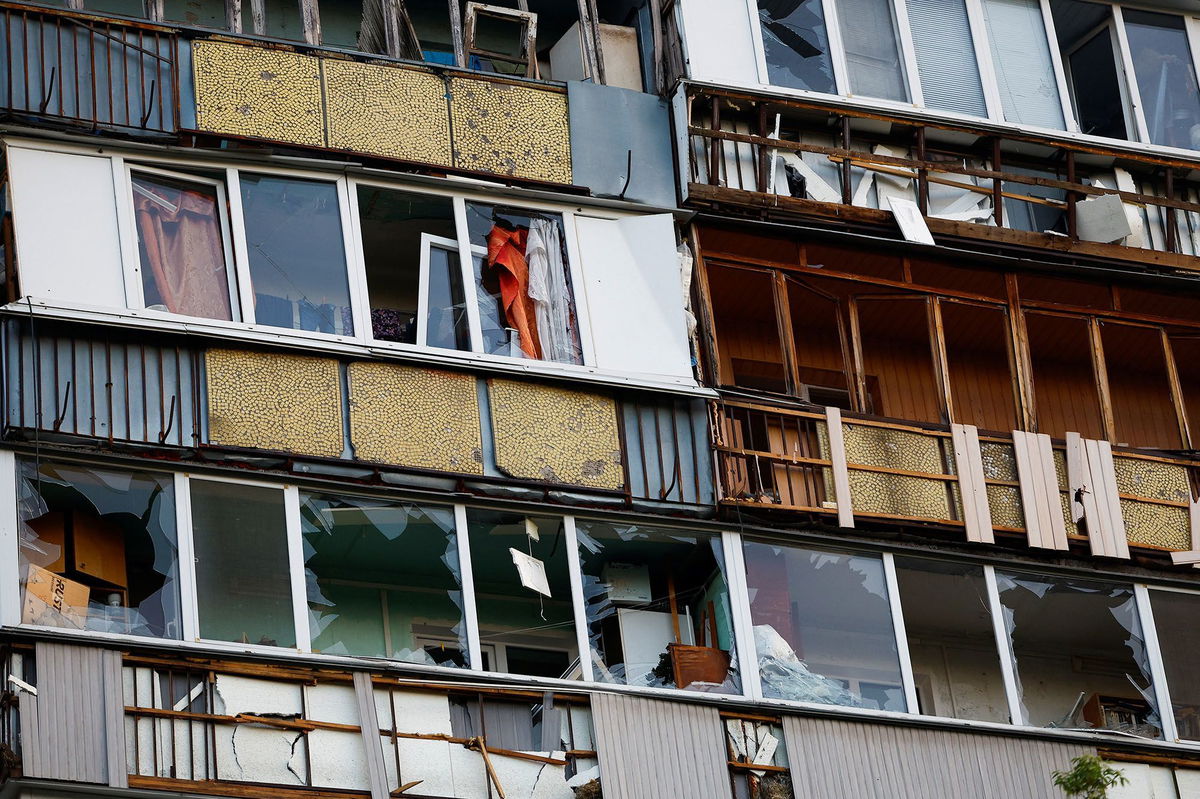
744 0 1200 154
0 454 1190 747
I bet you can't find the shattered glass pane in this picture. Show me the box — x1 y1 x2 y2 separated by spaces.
300 492 467 667
192 480 296 648
575 521 740 694
466 510 579 679
996 571 1160 737
757 0 836 94
894 557 1008 722
743 539 905 710
18 458 180 639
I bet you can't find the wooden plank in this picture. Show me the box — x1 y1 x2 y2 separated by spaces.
1012 431 1043 548
249 0 266 36
1097 441 1130 559
1037 434 1069 551
353 672 389 799
1078 438 1108 557
1064 432 1085 527
965 425 994 544
826 406 854 528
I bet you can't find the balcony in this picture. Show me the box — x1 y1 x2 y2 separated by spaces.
678 82 1200 273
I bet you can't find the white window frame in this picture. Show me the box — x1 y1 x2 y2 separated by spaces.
741 0 1200 152
1061 16 1138 141
415 232 471 351
121 162 242 323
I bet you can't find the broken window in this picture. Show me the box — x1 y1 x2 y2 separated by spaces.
300 492 468 667
465 510 579 678
191 480 296 648
357 185 467 350
464 2 537 76
1051 0 1130 140
907 0 986 117
981 0 1066 130
756 0 837 94
131 168 236 322
742 539 905 710
466 203 582 364
940 301 1018 433
1148 590 1200 741
574 521 740 693
837 0 908 102
1025 312 1105 440
855 296 942 423
17 459 181 639
1100 322 1182 450
240 174 353 336
786 277 852 409
995 571 1160 736
707 263 787 394
893 557 1008 722
1124 11 1200 150
725 716 794 799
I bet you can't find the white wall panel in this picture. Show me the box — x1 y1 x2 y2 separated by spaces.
7 147 126 308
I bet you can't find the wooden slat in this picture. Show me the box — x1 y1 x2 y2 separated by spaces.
1097 441 1130 559
1012 431 1041 548
826 406 854 528
952 424 994 544
353 672 389 799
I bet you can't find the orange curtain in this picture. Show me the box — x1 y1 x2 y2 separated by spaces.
134 181 232 321
486 225 542 359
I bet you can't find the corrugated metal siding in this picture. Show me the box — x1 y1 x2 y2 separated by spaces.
4 319 201 447
591 693 731 799
784 715 1094 799
622 396 714 506
28 642 126 785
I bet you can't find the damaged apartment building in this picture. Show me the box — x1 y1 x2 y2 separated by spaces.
4 0 1200 796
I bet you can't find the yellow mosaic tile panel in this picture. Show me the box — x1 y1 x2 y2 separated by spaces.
347 362 483 475
1122 498 1190 550
987 484 1025 529
848 470 955 520
448 77 572 184
980 441 1018 482
192 40 324 148
206 349 343 458
488 379 622 489
322 60 453 165
1113 457 1191 504
843 424 945 474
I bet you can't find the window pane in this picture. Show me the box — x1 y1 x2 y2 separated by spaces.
1148 590 1200 741
1100 323 1181 449
983 0 1066 130
941 302 1017 432
319 0 363 49
907 0 987 117
857 297 941 423
357 186 462 347
1056 9 1129 140
466 510 578 678
996 571 1159 735
133 172 234 321
241 174 352 335
894 557 1007 722
466 204 582 364
757 0 837 94
837 0 909 102
575 521 740 693
192 480 295 648
1025 313 1104 439
301 492 467 666
743 539 905 711
707 264 787 393
1124 11 1200 150
18 460 180 639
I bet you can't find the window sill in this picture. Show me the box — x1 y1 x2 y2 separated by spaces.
2 299 713 397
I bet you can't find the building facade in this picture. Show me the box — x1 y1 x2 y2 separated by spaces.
1 0 1200 798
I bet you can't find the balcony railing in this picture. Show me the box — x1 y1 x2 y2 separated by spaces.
681 84 1200 272
0 2 178 134
714 399 1200 560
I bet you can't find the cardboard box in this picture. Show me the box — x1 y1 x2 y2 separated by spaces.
23 563 90 629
